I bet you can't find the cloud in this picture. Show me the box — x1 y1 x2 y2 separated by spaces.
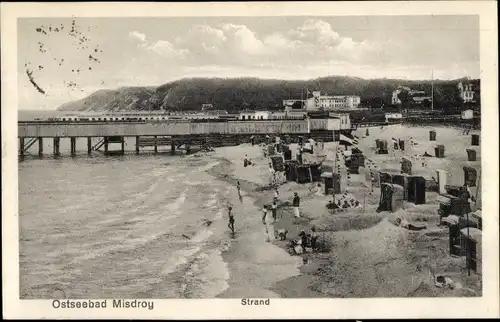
126 19 478 82
147 40 188 58
129 31 147 43
129 30 188 59
136 19 386 68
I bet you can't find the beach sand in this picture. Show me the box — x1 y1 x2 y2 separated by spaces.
208 124 482 298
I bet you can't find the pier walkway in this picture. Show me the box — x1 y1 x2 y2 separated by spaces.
18 119 311 157
18 118 397 158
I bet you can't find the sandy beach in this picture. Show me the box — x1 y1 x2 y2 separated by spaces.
207 124 482 298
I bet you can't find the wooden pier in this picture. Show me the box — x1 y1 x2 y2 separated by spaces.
17 118 356 158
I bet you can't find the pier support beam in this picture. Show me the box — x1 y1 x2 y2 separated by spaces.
135 136 140 154
104 137 109 154
121 137 125 155
154 136 158 154
20 138 25 157
53 138 60 157
70 137 76 157
87 137 92 155
186 144 191 155
38 137 43 157
171 142 176 155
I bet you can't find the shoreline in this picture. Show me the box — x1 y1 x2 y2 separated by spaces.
206 155 330 298
205 124 482 298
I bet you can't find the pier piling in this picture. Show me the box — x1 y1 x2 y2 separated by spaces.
20 138 25 157
38 137 43 156
87 137 92 155
70 137 76 157
154 136 158 154
104 137 109 154
121 136 125 155
171 142 176 155
135 136 140 154
53 138 60 157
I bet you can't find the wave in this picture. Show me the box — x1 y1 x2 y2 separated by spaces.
193 161 221 173
165 190 187 212
181 249 230 298
189 228 214 243
161 246 201 276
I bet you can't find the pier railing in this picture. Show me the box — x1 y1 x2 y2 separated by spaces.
18 119 310 138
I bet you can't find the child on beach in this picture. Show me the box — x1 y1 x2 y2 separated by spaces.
292 192 301 218
271 200 278 222
227 206 235 233
262 205 268 224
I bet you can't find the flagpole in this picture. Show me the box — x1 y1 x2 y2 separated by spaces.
431 70 434 111
306 86 308 110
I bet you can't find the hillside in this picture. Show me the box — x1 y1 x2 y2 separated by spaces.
57 76 480 112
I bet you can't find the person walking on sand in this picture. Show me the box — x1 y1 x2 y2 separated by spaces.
236 180 241 197
292 192 301 218
299 230 307 254
271 199 278 223
273 187 279 201
310 226 318 252
261 205 269 224
227 206 235 233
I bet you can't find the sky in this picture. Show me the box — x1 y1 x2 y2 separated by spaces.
17 15 480 110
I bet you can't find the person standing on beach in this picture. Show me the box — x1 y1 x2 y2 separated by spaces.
268 164 276 185
271 200 278 223
262 205 268 224
310 226 318 252
227 206 235 233
292 192 301 218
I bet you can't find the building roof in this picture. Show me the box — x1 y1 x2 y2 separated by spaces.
206 110 228 115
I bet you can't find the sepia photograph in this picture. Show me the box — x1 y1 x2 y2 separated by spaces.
2 1 499 319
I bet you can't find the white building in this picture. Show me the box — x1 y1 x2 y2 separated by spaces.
458 82 475 103
239 111 255 120
307 91 360 110
392 86 432 105
284 92 360 111
238 110 271 120
461 109 474 120
254 111 271 120
392 86 410 104
271 111 307 119
385 113 403 123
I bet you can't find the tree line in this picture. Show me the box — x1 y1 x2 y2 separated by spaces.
57 76 481 114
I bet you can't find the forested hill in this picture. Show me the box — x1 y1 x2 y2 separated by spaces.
56 76 480 112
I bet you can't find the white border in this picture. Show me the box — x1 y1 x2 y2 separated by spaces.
2 1 499 319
